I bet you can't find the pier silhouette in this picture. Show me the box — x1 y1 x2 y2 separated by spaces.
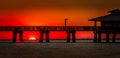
0 26 94 43
0 9 120 43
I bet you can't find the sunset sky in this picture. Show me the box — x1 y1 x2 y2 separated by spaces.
0 0 120 26
0 0 120 40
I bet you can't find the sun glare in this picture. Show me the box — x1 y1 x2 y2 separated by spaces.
29 37 36 40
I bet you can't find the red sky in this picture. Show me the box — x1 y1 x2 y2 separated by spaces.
0 0 120 40
0 0 120 26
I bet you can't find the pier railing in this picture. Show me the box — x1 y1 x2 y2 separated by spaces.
0 26 95 31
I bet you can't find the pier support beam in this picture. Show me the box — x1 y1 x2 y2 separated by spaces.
46 31 50 42
72 31 76 43
94 31 97 43
40 30 43 42
94 21 97 43
112 33 116 43
98 32 101 43
66 30 70 43
19 31 23 42
39 30 50 43
106 33 110 43
93 20 97 43
66 30 76 43
13 32 17 43
12 30 23 43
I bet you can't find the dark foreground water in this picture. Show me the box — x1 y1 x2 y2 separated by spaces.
0 40 120 58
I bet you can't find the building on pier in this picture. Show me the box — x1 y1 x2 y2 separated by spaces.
89 9 120 43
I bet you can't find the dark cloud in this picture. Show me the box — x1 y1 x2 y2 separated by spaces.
0 0 120 10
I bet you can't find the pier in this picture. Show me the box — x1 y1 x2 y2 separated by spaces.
0 26 94 43
1 9 120 43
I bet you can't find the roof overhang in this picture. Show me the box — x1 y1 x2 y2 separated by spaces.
89 9 120 22
89 14 120 22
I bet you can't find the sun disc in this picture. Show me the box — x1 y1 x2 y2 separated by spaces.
29 37 36 40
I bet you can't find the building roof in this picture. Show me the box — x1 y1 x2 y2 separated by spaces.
89 9 120 21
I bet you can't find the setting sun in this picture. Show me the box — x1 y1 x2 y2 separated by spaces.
29 37 36 40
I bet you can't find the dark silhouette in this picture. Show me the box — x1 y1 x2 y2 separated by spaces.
0 26 94 43
13 27 23 43
0 9 120 43
39 30 50 43
89 9 120 43
64 18 68 29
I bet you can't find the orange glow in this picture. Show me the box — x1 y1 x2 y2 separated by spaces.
0 8 103 26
